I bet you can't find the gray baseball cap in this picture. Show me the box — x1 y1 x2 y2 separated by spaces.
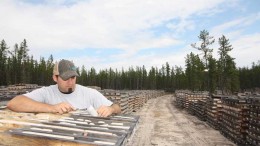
53 59 79 80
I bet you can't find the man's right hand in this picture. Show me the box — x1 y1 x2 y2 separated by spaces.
51 102 76 114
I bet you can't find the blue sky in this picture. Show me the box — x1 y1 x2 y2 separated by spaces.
1 0 259 70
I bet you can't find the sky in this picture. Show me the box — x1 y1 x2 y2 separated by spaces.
1 0 260 71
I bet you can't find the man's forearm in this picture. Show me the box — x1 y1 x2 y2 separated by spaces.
7 95 53 113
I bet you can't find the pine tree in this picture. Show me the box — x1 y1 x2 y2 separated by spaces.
185 52 204 90
191 30 215 68
0 40 9 85
191 30 215 92
218 35 239 94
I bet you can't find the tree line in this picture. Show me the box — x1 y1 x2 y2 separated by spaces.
0 39 54 86
0 30 259 94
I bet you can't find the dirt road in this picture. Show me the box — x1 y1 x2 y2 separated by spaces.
126 94 236 146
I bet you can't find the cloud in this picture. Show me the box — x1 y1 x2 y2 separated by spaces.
231 33 260 67
211 13 260 39
1 0 225 48
3 0 255 70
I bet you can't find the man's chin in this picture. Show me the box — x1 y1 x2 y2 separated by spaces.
59 88 74 94
67 88 73 94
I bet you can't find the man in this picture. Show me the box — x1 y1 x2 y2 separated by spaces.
7 59 121 117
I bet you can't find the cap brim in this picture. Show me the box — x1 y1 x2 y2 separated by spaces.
60 71 79 81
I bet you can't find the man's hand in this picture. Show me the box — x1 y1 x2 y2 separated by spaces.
51 102 75 114
97 105 114 117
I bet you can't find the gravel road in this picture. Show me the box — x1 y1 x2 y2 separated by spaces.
126 94 236 146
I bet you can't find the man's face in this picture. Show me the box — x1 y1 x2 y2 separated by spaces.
54 76 77 94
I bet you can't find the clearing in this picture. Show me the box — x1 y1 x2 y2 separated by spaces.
127 94 235 146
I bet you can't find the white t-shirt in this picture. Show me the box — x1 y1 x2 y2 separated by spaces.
24 84 112 110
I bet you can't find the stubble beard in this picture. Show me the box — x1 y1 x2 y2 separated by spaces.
59 87 73 94
67 88 73 94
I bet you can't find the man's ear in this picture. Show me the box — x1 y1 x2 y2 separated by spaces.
53 75 58 82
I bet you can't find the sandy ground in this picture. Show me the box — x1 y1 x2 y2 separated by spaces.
126 94 236 146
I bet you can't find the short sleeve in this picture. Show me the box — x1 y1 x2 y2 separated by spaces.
23 87 47 103
91 90 113 109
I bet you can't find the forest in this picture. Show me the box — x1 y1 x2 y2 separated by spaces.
0 30 259 94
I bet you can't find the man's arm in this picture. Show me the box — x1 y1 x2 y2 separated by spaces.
7 95 75 114
97 103 121 117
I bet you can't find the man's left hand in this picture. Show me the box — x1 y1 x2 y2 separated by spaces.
97 105 114 117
